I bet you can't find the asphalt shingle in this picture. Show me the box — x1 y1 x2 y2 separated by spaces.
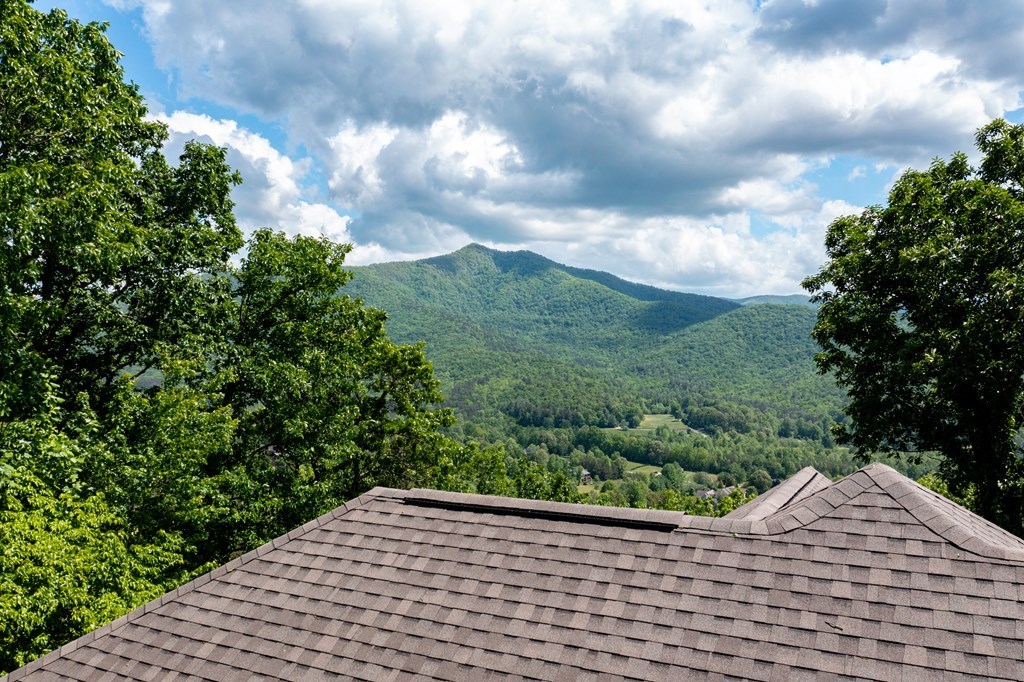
6 463 1024 681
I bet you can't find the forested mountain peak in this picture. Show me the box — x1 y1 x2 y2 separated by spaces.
346 245 846 445
422 243 741 310
353 244 739 341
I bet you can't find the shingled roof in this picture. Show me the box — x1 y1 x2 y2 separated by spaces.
7 463 1024 681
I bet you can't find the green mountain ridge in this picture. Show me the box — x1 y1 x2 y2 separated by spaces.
353 244 737 352
347 243 845 436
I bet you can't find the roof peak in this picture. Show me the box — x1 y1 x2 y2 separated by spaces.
857 462 1024 560
724 466 830 521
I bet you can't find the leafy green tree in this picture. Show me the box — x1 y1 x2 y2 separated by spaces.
0 392 188 674
717 472 737 488
430 441 515 496
747 469 773 494
713 487 757 516
506 457 582 502
90 377 236 566
804 119 1024 533
597 480 627 506
653 487 756 516
619 477 648 508
660 462 689 490
217 230 456 549
1 0 245 561
0 1 242 421
656 488 709 514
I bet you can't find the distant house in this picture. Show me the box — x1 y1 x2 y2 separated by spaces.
580 468 593 485
714 485 738 499
7 463 1024 680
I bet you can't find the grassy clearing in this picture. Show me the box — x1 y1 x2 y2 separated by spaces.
623 460 662 476
636 414 688 431
579 457 719 493
602 413 704 437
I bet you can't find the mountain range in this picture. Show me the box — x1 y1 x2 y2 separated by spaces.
346 244 844 438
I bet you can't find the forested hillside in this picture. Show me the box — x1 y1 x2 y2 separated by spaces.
349 244 737 358
343 244 929 513
347 244 847 439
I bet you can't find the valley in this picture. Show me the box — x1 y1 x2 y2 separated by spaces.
345 244 935 503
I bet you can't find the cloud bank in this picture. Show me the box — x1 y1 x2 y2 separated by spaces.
114 0 1023 296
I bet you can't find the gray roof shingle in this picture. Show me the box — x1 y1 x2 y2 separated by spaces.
6 463 1024 680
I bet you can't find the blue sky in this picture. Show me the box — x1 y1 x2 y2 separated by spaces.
39 0 1024 297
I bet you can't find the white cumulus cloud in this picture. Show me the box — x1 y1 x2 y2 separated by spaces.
105 0 1024 294
160 111 356 245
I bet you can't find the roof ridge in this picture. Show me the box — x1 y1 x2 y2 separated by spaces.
407 488 781 537
742 462 1024 559
756 467 874 532
418 470 1024 555
3 487 400 682
405 488 691 529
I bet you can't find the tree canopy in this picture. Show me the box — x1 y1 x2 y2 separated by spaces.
0 2 243 421
803 119 1024 533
